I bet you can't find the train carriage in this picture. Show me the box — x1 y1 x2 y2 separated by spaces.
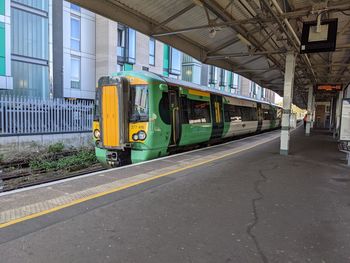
93 71 282 167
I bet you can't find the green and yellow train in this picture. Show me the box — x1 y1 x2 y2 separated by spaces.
93 71 282 167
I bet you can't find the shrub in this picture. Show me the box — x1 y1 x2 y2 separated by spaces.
30 150 97 172
48 142 65 153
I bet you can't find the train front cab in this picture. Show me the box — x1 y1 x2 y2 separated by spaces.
93 76 130 166
93 74 170 166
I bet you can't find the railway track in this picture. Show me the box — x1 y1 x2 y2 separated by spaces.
1 164 106 192
0 149 106 192
0 150 80 170
0 128 288 192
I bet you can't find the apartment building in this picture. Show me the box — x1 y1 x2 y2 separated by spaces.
0 0 11 91
182 55 275 102
0 0 275 104
53 1 96 100
0 0 51 98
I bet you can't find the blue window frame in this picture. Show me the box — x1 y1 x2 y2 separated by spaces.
71 4 81 12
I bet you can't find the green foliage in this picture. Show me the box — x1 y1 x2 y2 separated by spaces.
48 142 65 153
0 153 3 162
30 150 97 172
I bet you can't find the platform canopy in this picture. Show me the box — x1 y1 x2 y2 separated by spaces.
71 0 350 108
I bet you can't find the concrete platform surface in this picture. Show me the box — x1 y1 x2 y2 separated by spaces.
0 127 349 263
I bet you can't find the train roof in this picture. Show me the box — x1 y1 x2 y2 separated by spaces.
116 70 282 109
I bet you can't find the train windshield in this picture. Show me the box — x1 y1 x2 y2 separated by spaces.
129 84 149 122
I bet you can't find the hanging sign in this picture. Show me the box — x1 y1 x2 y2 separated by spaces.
300 19 338 54
340 99 350 141
316 84 342 92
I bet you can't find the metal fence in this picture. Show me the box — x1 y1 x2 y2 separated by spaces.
0 96 94 136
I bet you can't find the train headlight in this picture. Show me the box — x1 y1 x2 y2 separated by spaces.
94 129 100 139
132 133 139 141
137 131 147 141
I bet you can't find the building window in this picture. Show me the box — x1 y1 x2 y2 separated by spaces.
182 66 192 82
117 25 136 64
250 82 257 98
262 88 266 99
219 69 226 87
71 56 81 89
9 5 49 98
70 16 80 51
12 8 49 60
14 0 48 11
127 28 136 63
169 47 181 75
117 27 125 57
231 73 240 94
11 61 49 98
70 3 81 12
149 38 155 66
208 66 217 85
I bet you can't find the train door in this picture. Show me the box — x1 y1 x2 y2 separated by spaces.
257 103 263 132
210 94 224 139
101 85 121 147
168 88 181 146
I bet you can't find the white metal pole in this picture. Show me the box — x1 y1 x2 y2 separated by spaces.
311 96 315 128
280 52 296 155
305 85 313 136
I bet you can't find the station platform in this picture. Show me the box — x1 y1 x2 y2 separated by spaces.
0 126 349 262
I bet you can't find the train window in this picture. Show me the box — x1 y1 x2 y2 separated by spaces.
159 92 170 125
240 106 257 121
263 110 270 120
250 107 258 121
240 107 249 121
93 87 101 121
181 97 189 124
224 104 242 122
243 107 250 121
224 104 258 122
182 98 211 124
262 108 276 120
129 85 149 122
224 105 230 122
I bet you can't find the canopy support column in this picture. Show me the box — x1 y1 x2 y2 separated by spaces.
305 85 313 136
334 91 344 138
311 96 315 128
280 52 296 156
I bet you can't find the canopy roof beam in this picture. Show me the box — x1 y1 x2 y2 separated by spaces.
207 49 287 59
152 3 196 32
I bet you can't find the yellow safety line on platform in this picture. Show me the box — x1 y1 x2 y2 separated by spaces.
0 135 278 229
